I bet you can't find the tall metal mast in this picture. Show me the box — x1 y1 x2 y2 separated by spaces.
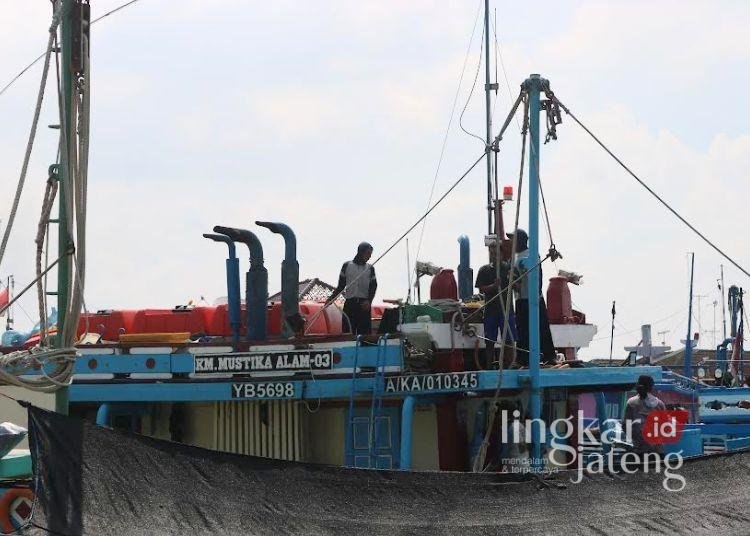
54 0 89 413
56 0 74 352
483 0 496 234
720 264 727 340
684 253 695 378
526 73 543 469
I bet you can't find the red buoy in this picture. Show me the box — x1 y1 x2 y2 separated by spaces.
430 269 458 300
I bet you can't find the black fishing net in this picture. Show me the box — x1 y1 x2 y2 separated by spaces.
20 405 750 535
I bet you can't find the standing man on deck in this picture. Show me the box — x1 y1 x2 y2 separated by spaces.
508 229 557 366
475 244 517 368
327 242 378 335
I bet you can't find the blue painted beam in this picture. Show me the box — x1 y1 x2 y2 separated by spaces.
688 423 750 436
594 392 611 455
725 436 750 451
400 396 415 470
527 73 543 471
72 381 305 402
68 366 662 403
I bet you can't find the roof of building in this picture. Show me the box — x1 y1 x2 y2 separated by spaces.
653 347 750 369
268 278 342 304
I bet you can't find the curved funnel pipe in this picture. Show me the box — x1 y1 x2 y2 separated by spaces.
213 226 264 265
256 221 299 337
457 235 473 301
214 226 268 341
203 233 241 346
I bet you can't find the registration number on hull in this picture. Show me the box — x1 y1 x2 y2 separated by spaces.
385 372 478 394
231 382 298 399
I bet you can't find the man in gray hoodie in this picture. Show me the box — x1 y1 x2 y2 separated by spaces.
624 375 666 454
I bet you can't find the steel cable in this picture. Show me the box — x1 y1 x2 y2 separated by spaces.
552 95 750 279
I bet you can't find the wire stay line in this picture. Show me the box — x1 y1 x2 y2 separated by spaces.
0 0 143 98
553 96 750 279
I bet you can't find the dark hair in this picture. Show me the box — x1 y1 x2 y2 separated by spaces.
635 375 654 400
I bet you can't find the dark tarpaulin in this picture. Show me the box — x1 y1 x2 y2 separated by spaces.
21 405 750 536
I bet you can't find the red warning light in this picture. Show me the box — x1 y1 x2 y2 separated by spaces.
503 186 513 201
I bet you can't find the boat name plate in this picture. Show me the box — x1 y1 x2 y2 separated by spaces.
194 350 333 374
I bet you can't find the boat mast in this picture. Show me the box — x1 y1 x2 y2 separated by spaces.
6 275 13 332
720 264 727 340
526 73 543 469
684 253 695 377
483 0 496 234
55 0 89 413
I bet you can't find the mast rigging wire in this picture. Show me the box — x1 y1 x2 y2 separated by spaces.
552 96 750 279
0 0 142 99
0 5 62 270
414 0 483 266
490 14 556 249
458 22 487 146
305 91 525 335
304 150 488 334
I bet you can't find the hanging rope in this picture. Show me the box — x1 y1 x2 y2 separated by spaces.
1 2 90 392
550 94 750 279
0 249 77 392
0 4 62 270
35 173 59 345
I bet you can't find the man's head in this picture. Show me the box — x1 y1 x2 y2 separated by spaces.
635 374 655 399
357 241 373 262
506 229 529 252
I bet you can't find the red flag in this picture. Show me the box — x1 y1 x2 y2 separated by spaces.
0 287 8 315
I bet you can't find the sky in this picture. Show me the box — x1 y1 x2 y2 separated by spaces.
1 0 749 359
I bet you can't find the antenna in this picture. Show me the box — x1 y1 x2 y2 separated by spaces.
657 329 669 345
405 239 412 304
608 301 616 365
719 264 727 340
710 299 718 348
6 275 13 331
693 293 708 348
483 0 498 234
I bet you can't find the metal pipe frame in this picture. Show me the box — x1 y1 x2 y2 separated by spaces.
526 73 543 470
203 233 242 347
213 226 268 341
400 396 416 470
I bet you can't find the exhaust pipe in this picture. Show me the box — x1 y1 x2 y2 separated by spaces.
457 235 473 301
213 226 268 341
203 233 242 347
255 221 300 337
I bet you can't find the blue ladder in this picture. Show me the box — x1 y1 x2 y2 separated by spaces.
367 334 388 468
344 335 363 467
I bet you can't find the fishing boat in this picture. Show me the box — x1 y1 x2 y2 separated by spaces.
0 1 749 534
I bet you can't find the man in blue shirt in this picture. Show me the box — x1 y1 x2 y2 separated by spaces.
508 230 557 366
475 245 518 369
